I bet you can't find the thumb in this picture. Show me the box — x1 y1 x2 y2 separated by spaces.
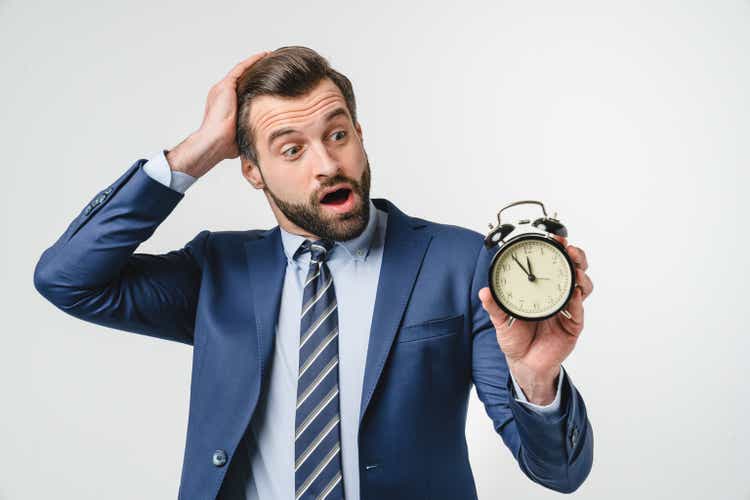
478 287 509 324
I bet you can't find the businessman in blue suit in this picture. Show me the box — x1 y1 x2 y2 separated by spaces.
34 46 594 499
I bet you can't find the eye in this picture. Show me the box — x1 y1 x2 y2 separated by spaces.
330 130 347 141
281 145 302 158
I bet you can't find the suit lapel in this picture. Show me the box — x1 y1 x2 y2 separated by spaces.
244 227 286 389
242 198 432 428
359 199 431 426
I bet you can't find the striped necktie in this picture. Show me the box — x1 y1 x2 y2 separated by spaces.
293 238 345 500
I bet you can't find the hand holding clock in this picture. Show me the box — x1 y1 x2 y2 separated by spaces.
478 235 594 405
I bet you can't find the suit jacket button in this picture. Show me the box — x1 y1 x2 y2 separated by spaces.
212 449 227 467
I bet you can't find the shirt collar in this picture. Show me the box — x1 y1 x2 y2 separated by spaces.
280 198 379 264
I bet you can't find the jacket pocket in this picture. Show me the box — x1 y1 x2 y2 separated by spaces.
397 313 464 343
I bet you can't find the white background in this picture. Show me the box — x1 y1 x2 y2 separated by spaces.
2 0 748 498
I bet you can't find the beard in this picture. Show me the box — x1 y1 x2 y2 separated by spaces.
262 153 372 242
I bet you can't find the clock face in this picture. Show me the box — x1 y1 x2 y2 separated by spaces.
489 235 574 320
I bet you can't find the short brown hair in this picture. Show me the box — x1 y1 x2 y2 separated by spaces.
236 46 358 167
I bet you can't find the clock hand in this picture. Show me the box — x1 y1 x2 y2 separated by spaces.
513 254 536 281
525 255 537 281
512 254 530 276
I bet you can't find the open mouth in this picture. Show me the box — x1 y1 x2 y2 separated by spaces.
320 187 352 206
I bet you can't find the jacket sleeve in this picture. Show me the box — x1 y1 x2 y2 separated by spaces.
469 235 594 494
32 158 210 346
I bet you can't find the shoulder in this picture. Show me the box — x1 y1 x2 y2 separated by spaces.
408 214 486 258
377 197 486 256
205 229 268 243
188 228 270 257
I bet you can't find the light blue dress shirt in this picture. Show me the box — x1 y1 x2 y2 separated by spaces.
143 149 564 499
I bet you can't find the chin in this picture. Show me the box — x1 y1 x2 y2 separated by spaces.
320 202 369 240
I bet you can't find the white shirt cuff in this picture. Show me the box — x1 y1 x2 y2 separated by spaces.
510 364 565 415
142 149 198 194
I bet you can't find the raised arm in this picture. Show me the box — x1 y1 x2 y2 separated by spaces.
33 160 208 344
32 50 271 345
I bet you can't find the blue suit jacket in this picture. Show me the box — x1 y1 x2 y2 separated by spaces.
33 159 593 499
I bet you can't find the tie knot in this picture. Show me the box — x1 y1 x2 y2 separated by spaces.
296 238 335 263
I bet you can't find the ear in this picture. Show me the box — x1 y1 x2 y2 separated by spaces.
354 120 363 143
241 157 265 189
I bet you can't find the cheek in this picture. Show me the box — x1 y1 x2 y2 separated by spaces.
342 146 367 176
267 166 310 201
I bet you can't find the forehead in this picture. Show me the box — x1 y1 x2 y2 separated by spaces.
251 78 349 141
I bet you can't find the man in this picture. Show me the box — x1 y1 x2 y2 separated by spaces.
33 46 594 499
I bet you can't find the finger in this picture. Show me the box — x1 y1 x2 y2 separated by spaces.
227 50 270 80
575 268 594 299
551 234 568 247
567 245 588 271
559 287 584 336
478 287 508 320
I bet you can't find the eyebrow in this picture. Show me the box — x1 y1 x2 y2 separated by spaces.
266 107 350 148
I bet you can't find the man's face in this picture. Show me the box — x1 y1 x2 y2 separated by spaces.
242 77 371 242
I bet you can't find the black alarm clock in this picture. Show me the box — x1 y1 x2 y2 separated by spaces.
483 200 576 326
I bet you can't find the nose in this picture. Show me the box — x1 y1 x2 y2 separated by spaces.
310 141 342 178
